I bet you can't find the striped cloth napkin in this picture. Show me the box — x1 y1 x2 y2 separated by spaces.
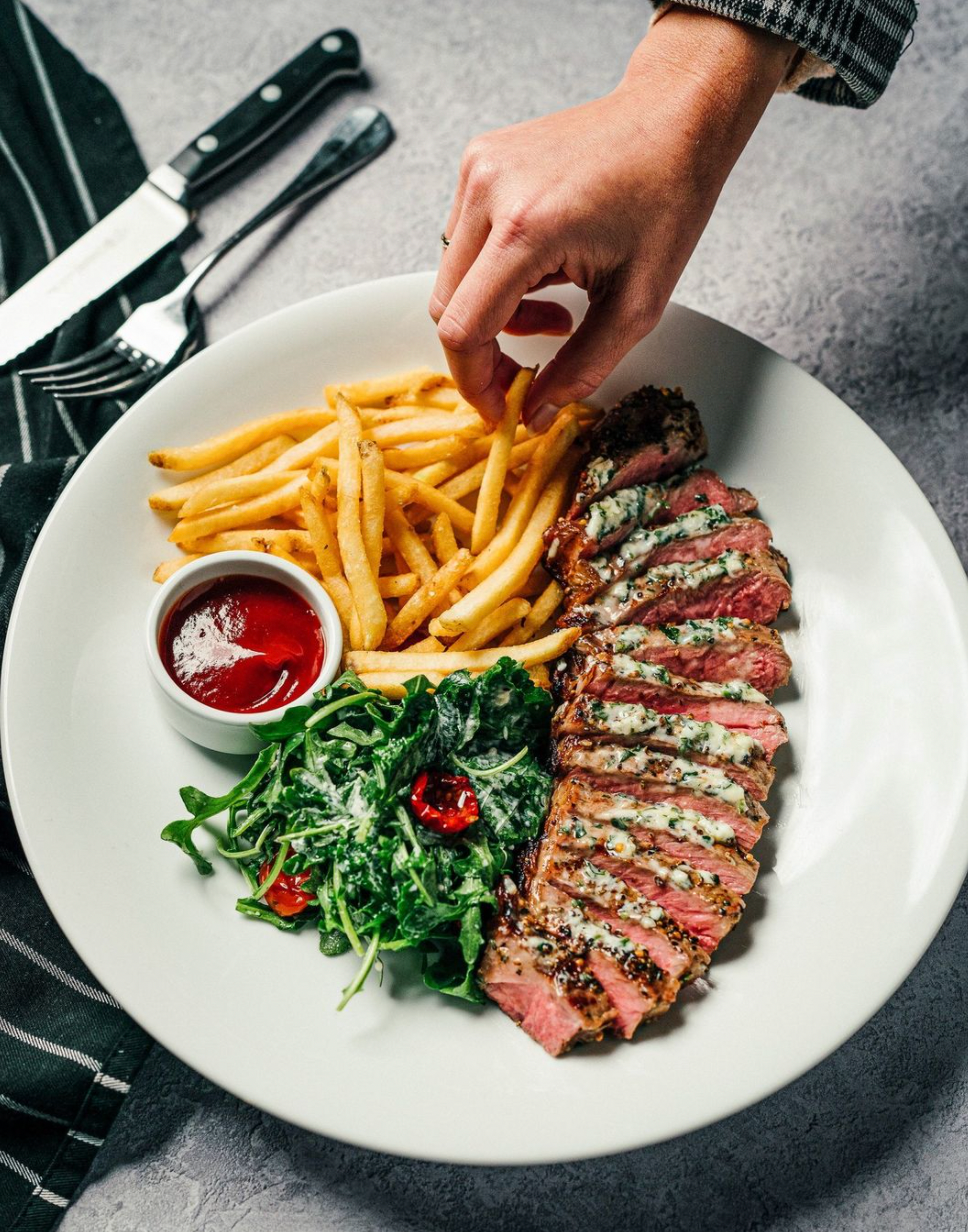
0 3 193 1224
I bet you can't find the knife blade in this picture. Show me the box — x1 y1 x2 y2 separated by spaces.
0 28 362 368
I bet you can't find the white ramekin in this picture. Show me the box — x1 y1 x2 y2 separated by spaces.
145 551 343 755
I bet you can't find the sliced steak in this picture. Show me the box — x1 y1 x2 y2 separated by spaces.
478 877 615 1055
530 882 679 1038
561 549 792 630
562 651 788 758
552 695 774 799
539 854 711 982
568 386 708 514
575 619 792 695
551 752 764 870
561 508 775 605
544 466 757 580
544 801 744 952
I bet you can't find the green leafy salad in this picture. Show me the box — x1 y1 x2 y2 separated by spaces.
162 660 552 1006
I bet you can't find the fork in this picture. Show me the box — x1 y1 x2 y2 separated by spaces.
21 105 393 400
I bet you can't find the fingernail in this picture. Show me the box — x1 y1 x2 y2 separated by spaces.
527 403 558 435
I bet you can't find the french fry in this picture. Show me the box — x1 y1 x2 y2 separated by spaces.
148 435 297 512
335 395 385 650
430 512 459 564
369 413 483 446
381 437 464 470
461 412 579 588
500 579 563 645
264 423 340 473
528 663 552 690
359 439 385 577
169 474 305 545
179 470 306 519
148 409 335 471
438 436 540 502
447 598 531 652
356 672 448 698
326 368 439 408
407 635 445 653
182 529 312 556
384 495 437 582
383 549 473 649
300 481 342 577
320 573 357 638
347 627 580 674
471 367 533 555
152 555 201 583
383 471 474 536
378 573 419 599
430 465 574 634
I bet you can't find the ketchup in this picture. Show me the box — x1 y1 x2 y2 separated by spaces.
410 770 479 835
160 575 324 714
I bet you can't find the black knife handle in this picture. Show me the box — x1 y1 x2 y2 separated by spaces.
168 29 362 202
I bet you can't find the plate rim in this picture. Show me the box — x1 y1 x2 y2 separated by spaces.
4 270 968 1164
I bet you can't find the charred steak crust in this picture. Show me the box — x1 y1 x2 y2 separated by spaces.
569 386 709 513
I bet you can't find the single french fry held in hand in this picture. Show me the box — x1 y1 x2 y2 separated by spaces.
169 474 306 545
500 579 563 645
335 395 386 650
430 464 574 635
347 627 580 674
179 470 307 519
383 549 473 650
471 367 534 555
447 598 531 652
358 439 385 577
147 435 296 512
462 412 580 588
148 409 335 471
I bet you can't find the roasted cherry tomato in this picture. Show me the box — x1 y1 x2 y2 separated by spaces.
410 770 479 835
258 848 314 917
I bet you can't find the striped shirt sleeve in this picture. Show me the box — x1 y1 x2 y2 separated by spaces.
654 0 919 107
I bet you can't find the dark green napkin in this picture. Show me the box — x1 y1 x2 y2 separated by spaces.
0 3 191 1224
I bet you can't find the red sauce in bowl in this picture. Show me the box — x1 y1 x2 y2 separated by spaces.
160 575 324 714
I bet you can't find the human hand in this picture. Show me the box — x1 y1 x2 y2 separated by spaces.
430 7 794 429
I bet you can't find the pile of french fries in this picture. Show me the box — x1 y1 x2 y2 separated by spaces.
147 366 598 696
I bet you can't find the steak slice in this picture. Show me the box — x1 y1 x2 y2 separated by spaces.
551 753 764 870
478 877 615 1055
568 386 708 514
562 651 788 758
530 882 679 1039
540 855 711 981
544 801 744 952
544 466 757 579
561 509 775 605
552 695 774 799
575 619 792 696
561 549 792 630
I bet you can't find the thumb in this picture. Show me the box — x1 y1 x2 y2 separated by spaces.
523 286 658 427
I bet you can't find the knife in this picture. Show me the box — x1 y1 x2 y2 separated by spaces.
0 28 362 367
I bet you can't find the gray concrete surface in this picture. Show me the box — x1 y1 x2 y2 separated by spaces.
27 0 968 1227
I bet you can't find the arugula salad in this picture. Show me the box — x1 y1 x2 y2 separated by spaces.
162 661 552 1006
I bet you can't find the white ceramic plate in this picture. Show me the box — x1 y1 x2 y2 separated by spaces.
4 272 968 1165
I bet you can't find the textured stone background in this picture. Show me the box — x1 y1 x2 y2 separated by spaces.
27 0 968 1227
